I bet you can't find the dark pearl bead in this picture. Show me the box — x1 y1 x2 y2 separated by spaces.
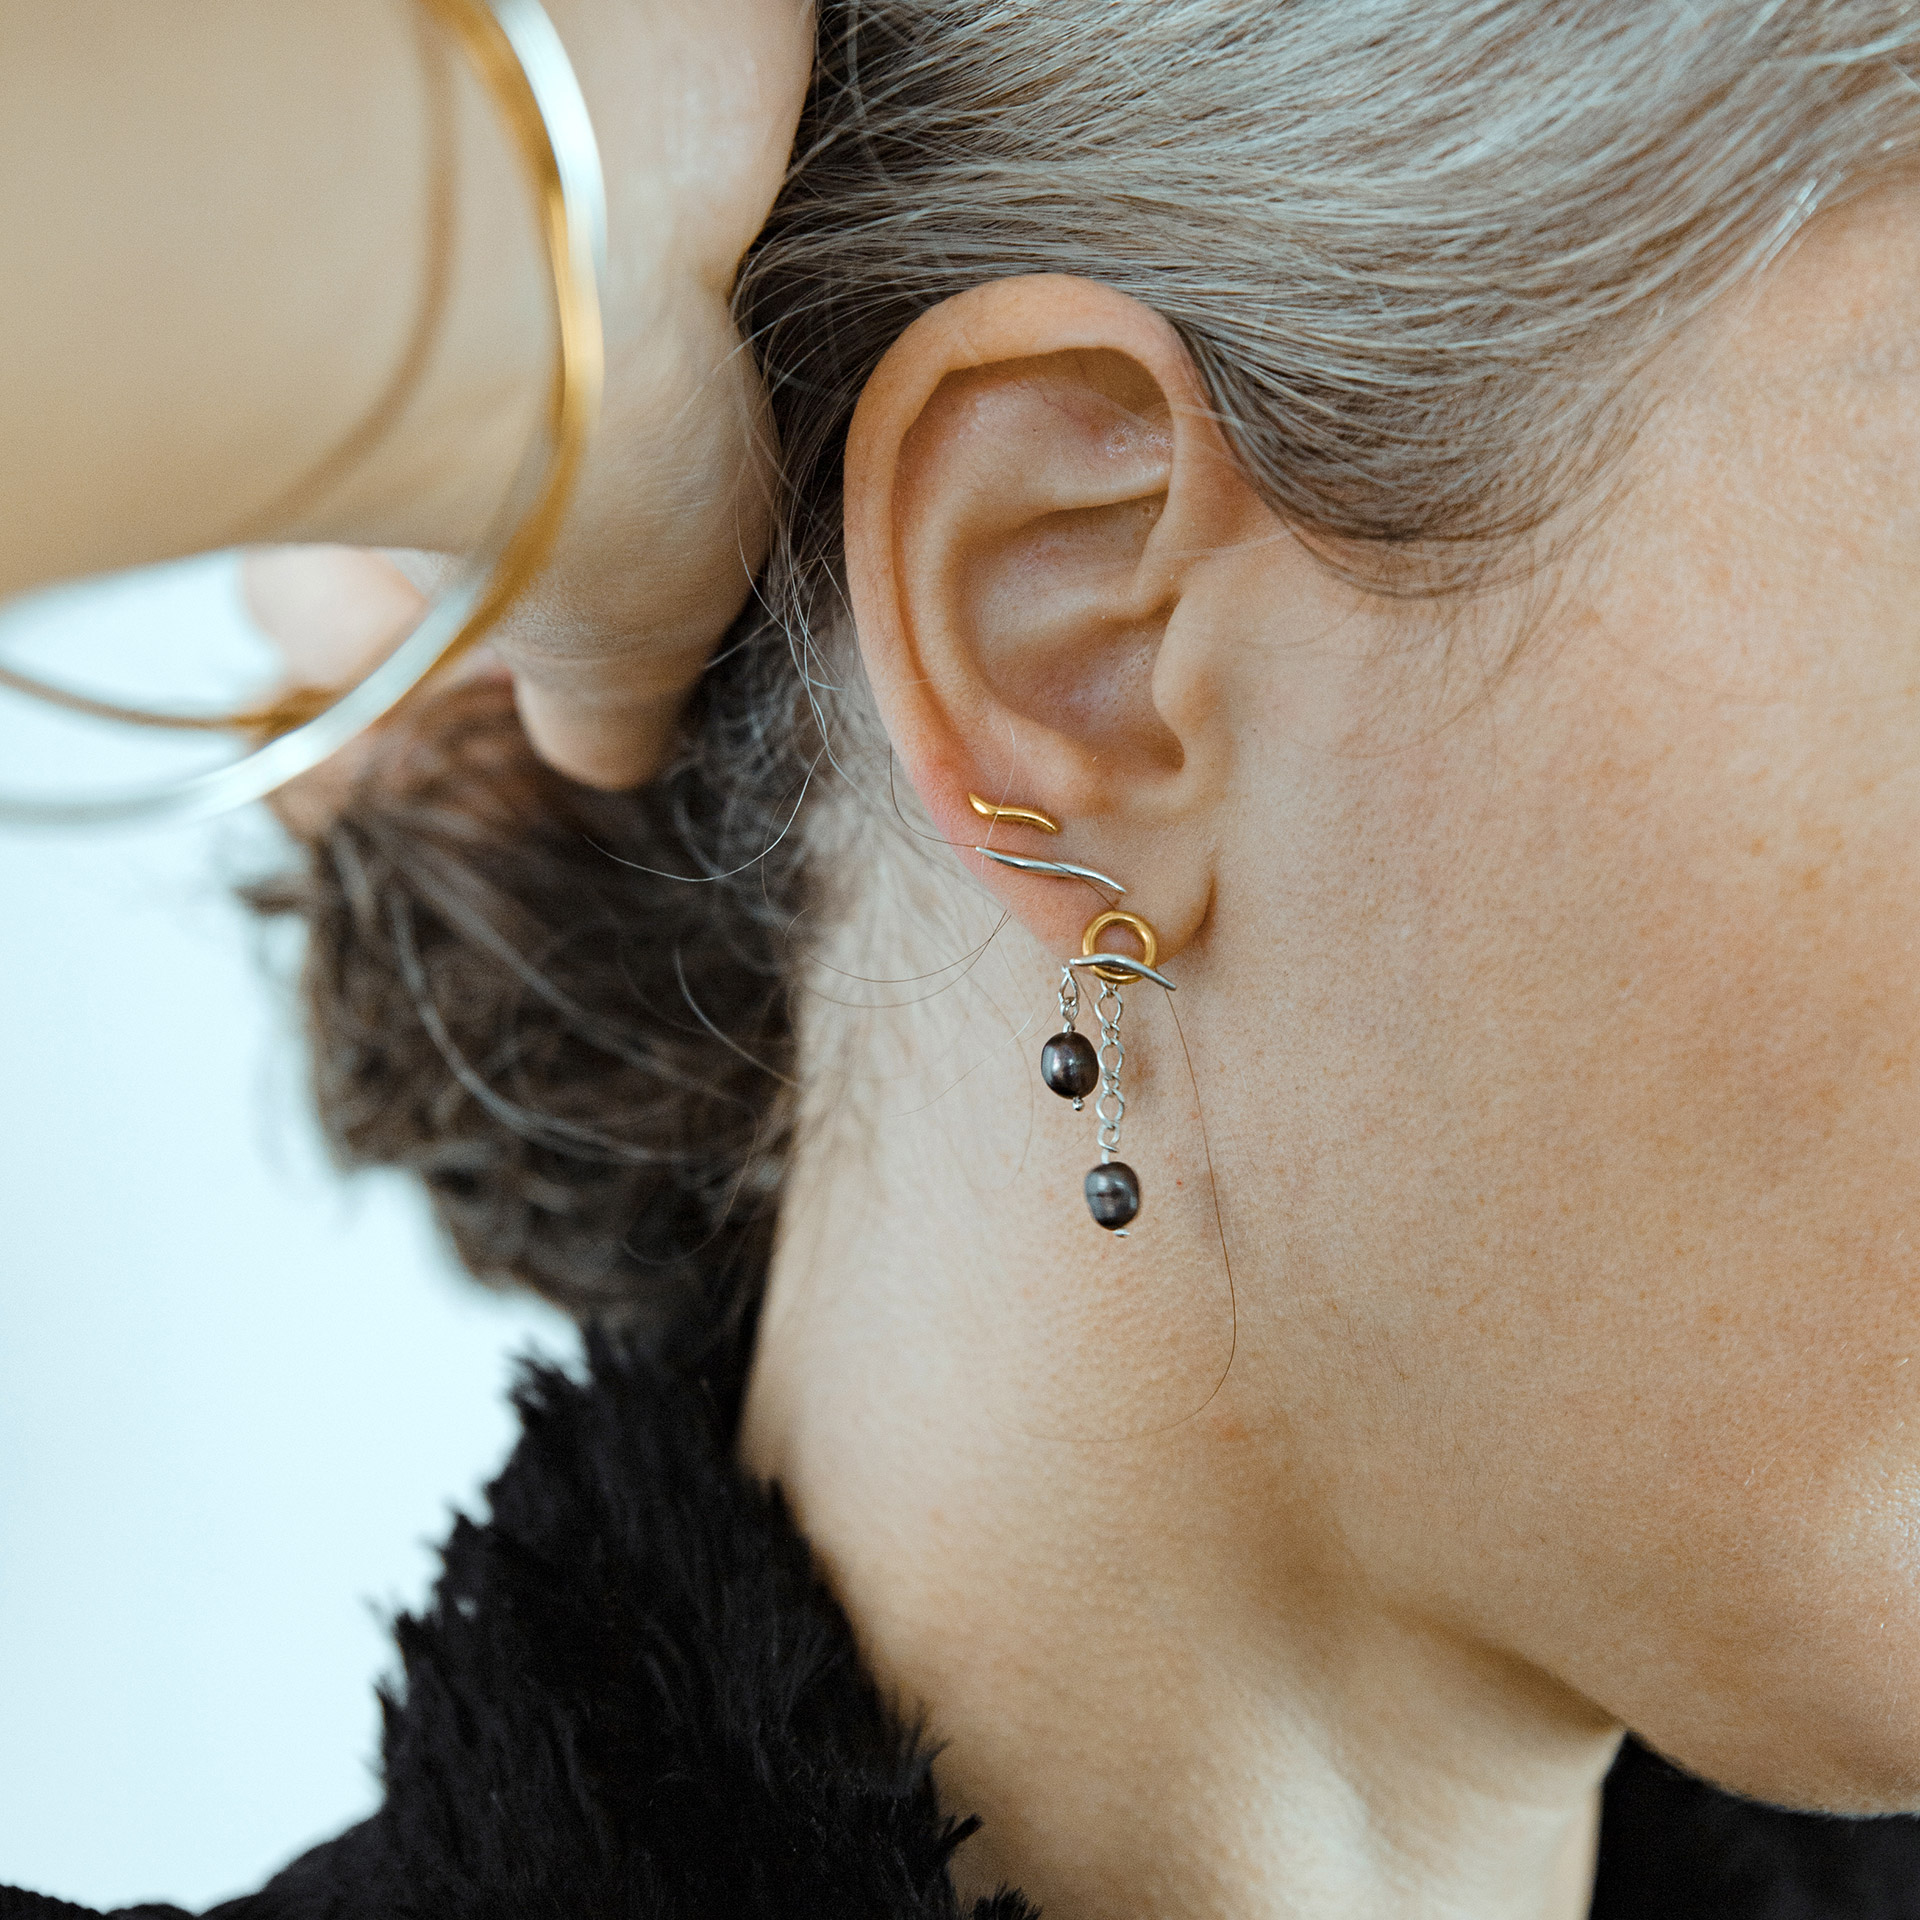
1085 1160 1141 1231
1040 1030 1100 1101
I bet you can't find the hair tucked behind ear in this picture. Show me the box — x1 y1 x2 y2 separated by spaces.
256 0 1919 1345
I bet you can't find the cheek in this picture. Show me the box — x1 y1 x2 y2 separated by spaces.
1573 731 1920 1807
1343 635 1920 1809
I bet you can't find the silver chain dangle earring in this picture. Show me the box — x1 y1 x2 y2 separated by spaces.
1061 909 1175 1232
968 794 1176 1234
1089 974 1131 1222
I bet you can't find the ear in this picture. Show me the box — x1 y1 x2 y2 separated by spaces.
844 275 1277 963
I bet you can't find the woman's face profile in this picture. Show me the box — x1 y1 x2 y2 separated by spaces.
760 176 1920 1840
1213 177 1920 1809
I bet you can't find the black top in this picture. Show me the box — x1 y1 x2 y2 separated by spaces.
6 1341 1920 1918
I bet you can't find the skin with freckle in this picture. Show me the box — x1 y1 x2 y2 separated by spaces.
739 183 1920 1919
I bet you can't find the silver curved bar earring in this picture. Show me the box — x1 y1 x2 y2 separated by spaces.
1067 950 1177 993
973 845 1130 898
967 793 1174 1233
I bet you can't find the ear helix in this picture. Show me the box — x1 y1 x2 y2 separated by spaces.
967 792 1175 1234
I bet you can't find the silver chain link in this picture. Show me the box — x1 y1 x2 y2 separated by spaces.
1055 965 1095 1111
1094 980 1127 1160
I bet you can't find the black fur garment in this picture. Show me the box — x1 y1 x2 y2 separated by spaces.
5 1342 1920 1919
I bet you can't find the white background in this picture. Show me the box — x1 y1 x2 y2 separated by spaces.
0 558 572 1909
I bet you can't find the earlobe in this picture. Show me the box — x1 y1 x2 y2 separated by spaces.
844 275 1263 960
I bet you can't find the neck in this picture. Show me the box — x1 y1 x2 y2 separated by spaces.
739 845 1619 1919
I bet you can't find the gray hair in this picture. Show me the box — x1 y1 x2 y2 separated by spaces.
750 4 1917 584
